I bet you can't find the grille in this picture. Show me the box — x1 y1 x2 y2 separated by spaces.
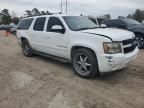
122 38 137 54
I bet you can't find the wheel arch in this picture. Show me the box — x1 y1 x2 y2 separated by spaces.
21 37 27 42
70 46 97 61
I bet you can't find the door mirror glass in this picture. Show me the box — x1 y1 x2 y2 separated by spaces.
100 24 107 28
51 25 65 34
52 25 63 30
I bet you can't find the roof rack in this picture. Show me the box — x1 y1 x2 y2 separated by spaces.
23 12 62 18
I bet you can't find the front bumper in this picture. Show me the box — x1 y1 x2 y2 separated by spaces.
97 47 139 73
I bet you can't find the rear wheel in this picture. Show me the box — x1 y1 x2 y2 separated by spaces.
22 39 34 57
72 48 99 79
135 34 144 49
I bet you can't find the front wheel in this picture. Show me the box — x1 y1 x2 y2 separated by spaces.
135 34 144 49
72 48 99 79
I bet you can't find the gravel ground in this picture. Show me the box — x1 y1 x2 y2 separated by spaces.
0 31 144 108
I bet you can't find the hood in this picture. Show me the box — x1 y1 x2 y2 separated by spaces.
81 28 134 41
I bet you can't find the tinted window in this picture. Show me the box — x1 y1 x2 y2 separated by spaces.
123 19 141 25
63 16 97 31
47 17 64 32
18 18 33 30
34 17 46 31
104 20 126 28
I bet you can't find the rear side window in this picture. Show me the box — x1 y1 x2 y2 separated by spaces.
18 18 33 30
33 17 46 31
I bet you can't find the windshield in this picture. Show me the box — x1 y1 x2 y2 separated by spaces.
123 19 141 25
63 16 98 31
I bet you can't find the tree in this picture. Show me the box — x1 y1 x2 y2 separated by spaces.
1 9 10 16
133 9 144 22
1 16 11 24
25 10 32 17
1 9 11 24
41 11 46 15
127 14 133 19
118 16 125 19
12 17 20 25
32 8 40 16
46 11 52 15
127 9 144 22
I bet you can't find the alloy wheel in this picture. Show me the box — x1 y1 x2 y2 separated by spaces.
74 54 92 76
136 36 144 48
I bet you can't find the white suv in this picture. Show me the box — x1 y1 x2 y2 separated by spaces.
17 15 139 78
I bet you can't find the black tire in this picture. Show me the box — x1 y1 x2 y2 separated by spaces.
22 39 34 57
135 34 144 49
72 48 99 79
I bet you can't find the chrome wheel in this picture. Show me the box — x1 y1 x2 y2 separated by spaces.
136 36 144 49
74 54 92 76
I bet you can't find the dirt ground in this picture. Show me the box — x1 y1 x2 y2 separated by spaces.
0 31 144 108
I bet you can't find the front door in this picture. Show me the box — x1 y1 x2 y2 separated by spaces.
43 17 68 58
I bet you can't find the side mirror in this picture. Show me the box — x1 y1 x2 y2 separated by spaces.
52 25 63 30
51 25 65 34
100 24 107 28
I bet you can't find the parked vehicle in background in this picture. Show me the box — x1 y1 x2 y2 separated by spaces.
0 25 2 30
9 23 17 34
17 15 138 79
142 20 144 24
103 18 144 49
0 24 13 30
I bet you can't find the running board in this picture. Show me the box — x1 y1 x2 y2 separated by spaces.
34 51 70 63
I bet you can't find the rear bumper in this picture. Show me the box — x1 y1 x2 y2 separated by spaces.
97 47 139 73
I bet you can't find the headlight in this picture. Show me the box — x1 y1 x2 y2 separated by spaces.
103 42 122 54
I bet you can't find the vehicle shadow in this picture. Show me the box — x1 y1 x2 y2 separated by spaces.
31 54 128 81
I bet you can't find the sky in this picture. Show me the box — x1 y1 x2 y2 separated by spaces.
0 0 144 18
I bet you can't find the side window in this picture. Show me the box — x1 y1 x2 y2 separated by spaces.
18 18 33 30
116 20 126 29
33 17 46 31
110 20 126 29
105 20 126 29
47 17 65 33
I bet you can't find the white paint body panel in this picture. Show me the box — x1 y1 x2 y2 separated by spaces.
17 15 139 73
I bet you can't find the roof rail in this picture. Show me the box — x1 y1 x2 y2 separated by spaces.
23 12 62 18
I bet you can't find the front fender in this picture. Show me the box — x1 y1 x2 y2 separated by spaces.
68 41 103 60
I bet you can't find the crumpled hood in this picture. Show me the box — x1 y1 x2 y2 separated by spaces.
81 28 134 41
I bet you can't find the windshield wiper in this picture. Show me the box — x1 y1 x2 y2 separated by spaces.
89 27 98 29
75 28 90 31
75 27 97 31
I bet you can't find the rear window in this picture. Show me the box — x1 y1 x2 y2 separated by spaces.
18 18 33 30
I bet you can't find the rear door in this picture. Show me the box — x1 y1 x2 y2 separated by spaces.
30 17 46 52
